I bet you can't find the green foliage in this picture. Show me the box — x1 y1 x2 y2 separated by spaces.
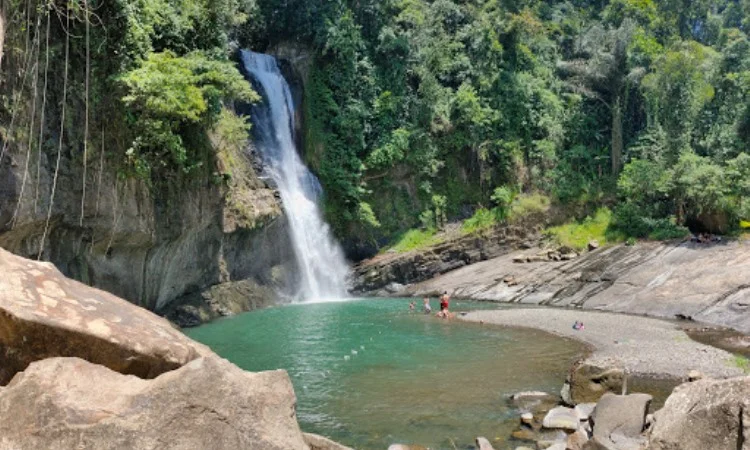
731 355 750 374
546 208 622 250
509 193 552 222
388 228 443 253
119 51 256 179
461 208 499 234
19 0 745 251
491 186 516 221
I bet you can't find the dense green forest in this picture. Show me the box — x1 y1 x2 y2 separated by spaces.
257 0 750 248
1 0 749 255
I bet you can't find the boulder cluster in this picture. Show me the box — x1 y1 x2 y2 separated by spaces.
0 248 349 450
501 376 750 450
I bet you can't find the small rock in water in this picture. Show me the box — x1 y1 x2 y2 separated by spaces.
542 406 579 431
360 345 365 350
475 436 495 450
535 429 567 448
520 412 534 425
351 350 358 355
344 355 350 361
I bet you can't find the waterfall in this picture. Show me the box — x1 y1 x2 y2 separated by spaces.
240 50 349 301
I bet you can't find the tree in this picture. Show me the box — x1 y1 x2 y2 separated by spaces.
641 41 718 160
558 19 644 175
119 51 257 180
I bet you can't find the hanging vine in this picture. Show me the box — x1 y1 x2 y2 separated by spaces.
33 3 51 215
38 3 70 260
79 0 90 226
10 9 42 228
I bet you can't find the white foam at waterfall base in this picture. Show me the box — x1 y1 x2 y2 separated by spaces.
241 50 349 301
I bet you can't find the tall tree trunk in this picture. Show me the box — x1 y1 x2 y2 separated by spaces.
611 96 623 175
0 4 5 71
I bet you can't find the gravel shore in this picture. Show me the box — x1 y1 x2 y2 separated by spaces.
462 308 745 379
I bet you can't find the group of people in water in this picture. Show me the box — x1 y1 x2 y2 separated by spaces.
408 292 454 319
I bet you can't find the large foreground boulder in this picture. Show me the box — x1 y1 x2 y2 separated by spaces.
0 356 309 450
0 248 210 384
647 376 750 450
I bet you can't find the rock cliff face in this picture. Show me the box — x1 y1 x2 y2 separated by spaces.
0 139 295 319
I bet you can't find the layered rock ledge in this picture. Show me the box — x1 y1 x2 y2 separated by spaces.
360 239 750 334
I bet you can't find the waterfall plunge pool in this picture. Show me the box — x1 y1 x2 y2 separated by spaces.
186 299 586 449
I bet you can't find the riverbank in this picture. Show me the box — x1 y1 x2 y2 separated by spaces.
355 239 750 337
461 308 744 380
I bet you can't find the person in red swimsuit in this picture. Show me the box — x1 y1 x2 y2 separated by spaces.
439 291 450 312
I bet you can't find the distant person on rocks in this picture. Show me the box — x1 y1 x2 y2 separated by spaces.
572 320 585 331
423 297 432 314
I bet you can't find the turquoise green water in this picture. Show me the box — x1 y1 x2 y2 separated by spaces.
186 299 584 449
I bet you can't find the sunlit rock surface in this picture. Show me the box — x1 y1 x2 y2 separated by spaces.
0 247 210 384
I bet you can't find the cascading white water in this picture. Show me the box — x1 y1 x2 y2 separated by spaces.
240 50 349 301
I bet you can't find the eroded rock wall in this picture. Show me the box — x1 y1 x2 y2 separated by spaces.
0 144 294 315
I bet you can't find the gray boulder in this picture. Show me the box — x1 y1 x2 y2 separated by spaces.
511 391 559 411
0 356 309 450
566 363 626 405
543 406 580 431
647 376 750 450
575 403 597 422
589 393 652 450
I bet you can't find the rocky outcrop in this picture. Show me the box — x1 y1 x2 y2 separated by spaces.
0 356 309 450
647 376 750 450
163 278 278 327
352 225 540 293
0 247 210 384
565 363 626 406
410 240 750 334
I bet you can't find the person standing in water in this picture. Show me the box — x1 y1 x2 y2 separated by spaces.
439 291 450 312
423 297 432 314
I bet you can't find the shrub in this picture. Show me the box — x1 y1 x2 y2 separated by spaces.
119 51 257 180
509 193 551 222
389 228 443 253
461 208 498 234
546 208 620 250
490 186 516 221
